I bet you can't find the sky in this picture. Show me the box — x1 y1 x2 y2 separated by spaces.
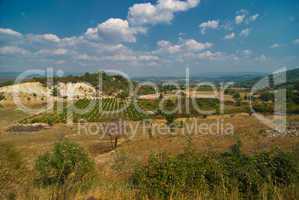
0 0 299 77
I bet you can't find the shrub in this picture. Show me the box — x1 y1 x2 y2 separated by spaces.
130 142 299 199
164 113 175 126
131 152 224 199
35 140 97 200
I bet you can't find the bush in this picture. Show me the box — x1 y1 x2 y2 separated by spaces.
35 140 97 200
130 142 299 199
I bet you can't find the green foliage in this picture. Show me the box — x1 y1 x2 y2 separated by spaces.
288 89 299 104
35 140 97 200
130 142 299 199
165 114 175 126
52 87 58 97
164 113 176 132
259 92 274 102
32 71 133 96
0 92 4 102
22 98 149 124
252 102 274 113
117 90 129 99
0 80 14 87
233 92 241 100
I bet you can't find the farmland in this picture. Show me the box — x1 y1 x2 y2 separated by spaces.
21 98 150 124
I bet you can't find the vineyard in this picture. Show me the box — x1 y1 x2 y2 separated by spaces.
20 97 247 124
21 98 150 124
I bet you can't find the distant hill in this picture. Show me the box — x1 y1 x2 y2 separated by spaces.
236 68 299 88
29 72 133 95
0 71 133 96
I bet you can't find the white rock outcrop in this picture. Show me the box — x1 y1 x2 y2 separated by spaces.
56 82 96 98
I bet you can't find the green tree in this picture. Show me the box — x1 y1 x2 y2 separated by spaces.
35 140 97 200
259 92 274 102
233 92 241 106
0 92 5 102
164 113 176 132
52 87 59 97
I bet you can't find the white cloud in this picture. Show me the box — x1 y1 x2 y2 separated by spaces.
0 46 29 55
198 51 223 60
184 39 213 50
270 43 280 48
157 39 212 54
128 0 199 26
81 0 200 43
128 3 172 25
241 49 252 57
240 28 251 37
199 20 219 34
235 9 259 25
249 14 259 22
34 34 61 43
293 38 299 45
85 18 146 43
0 28 22 37
36 48 68 56
224 32 235 40
41 34 61 42
158 0 199 12
235 15 246 24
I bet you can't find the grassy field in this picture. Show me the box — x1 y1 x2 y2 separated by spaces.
1 106 299 199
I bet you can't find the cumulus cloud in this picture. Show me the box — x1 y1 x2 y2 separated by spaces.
32 34 61 43
128 0 199 26
0 28 23 44
157 38 212 54
240 28 251 37
36 48 68 56
249 14 259 22
199 20 219 34
154 38 234 62
128 3 172 25
83 1 200 43
235 9 259 25
0 46 29 55
235 14 246 24
158 0 199 12
198 51 223 60
2 1 246 71
85 18 146 43
224 32 235 40
0 28 22 37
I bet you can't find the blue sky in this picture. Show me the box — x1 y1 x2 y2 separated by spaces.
0 0 299 76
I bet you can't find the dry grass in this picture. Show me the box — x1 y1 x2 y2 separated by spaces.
1 108 299 199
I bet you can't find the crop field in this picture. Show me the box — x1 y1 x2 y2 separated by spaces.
20 97 252 124
21 98 149 124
